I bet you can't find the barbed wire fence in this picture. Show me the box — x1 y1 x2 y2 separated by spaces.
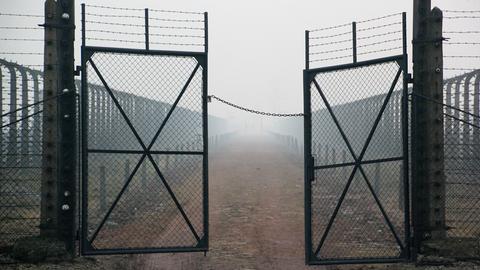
441 10 480 239
82 4 206 52
0 10 45 248
307 12 404 68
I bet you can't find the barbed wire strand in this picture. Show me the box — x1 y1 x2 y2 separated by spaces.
209 95 303 117
357 21 402 32
0 26 41 30
309 30 352 40
444 10 480 13
309 22 351 33
85 20 204 30
0 13 42 18
310 38 352 47
85 4 203 15
85 12 203 22
86 37 204 46
356 12 402 24
444 16 480 19
86 29 204 38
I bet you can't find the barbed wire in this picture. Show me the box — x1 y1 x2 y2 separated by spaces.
357 30 402 41
444 30 480 34
84 4 143 11
309 30 352 40
310 38 352 47
310 54 351 63
357 46 402 55
0 26 41 30
84 12 203 22
357 38 402 48
0 52 43 55
444 42 480 45
411 92 480 120
444 10 480 13
309 22 351 33
444 67 479 71
149 8 203 15
209 95 304 117
84 4 203 15
1 93 72 118
444 55 480 58
357 21 402 32
356 12 402 24
85 20 204 30
0 38 43 42
86 37 204 46
310 46 351 55
444 16 480 19
87 29 204 38
0 13 42 18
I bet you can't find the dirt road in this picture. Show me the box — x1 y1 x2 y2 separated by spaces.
138 133 317 270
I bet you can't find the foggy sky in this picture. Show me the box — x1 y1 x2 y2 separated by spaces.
1 0 479 128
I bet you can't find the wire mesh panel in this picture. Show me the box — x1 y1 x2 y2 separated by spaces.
80 46 207 255
304 55 410 264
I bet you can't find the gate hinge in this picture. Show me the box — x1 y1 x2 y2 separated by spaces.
74 66 81 76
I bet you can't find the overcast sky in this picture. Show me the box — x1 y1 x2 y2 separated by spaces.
1 0 479 129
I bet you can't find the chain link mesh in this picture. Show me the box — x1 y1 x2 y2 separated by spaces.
308 59 407 261
84 50 206 250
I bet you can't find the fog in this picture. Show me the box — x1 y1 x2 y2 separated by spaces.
1 0 479 134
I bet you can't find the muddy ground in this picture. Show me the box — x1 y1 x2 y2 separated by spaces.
2 134 479 270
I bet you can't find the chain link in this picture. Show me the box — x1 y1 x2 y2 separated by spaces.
209 95 304 117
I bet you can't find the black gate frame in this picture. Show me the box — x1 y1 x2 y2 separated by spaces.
79 6 209 255
303 13 412 265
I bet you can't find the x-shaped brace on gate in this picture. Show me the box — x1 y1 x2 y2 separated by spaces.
87 58 203 246
310 66 404 258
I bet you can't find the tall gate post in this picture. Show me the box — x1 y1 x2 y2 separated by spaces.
40 0 58 238
412 0 446 253
55 0 77 254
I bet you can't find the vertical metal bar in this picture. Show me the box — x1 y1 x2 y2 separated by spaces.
204 12 208 53
303 70 312 263
145 8 149 50
305 31 310 70
80 4 89 253
401 10 412 261
82 4 86 48
202 11 209 249
352 22 357 63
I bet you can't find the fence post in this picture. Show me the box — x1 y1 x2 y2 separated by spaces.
40 0 58 239
412 0 446 250
55 0 77 254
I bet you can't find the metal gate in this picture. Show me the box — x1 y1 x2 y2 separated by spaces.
303 13 411 265
80 5 208 255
